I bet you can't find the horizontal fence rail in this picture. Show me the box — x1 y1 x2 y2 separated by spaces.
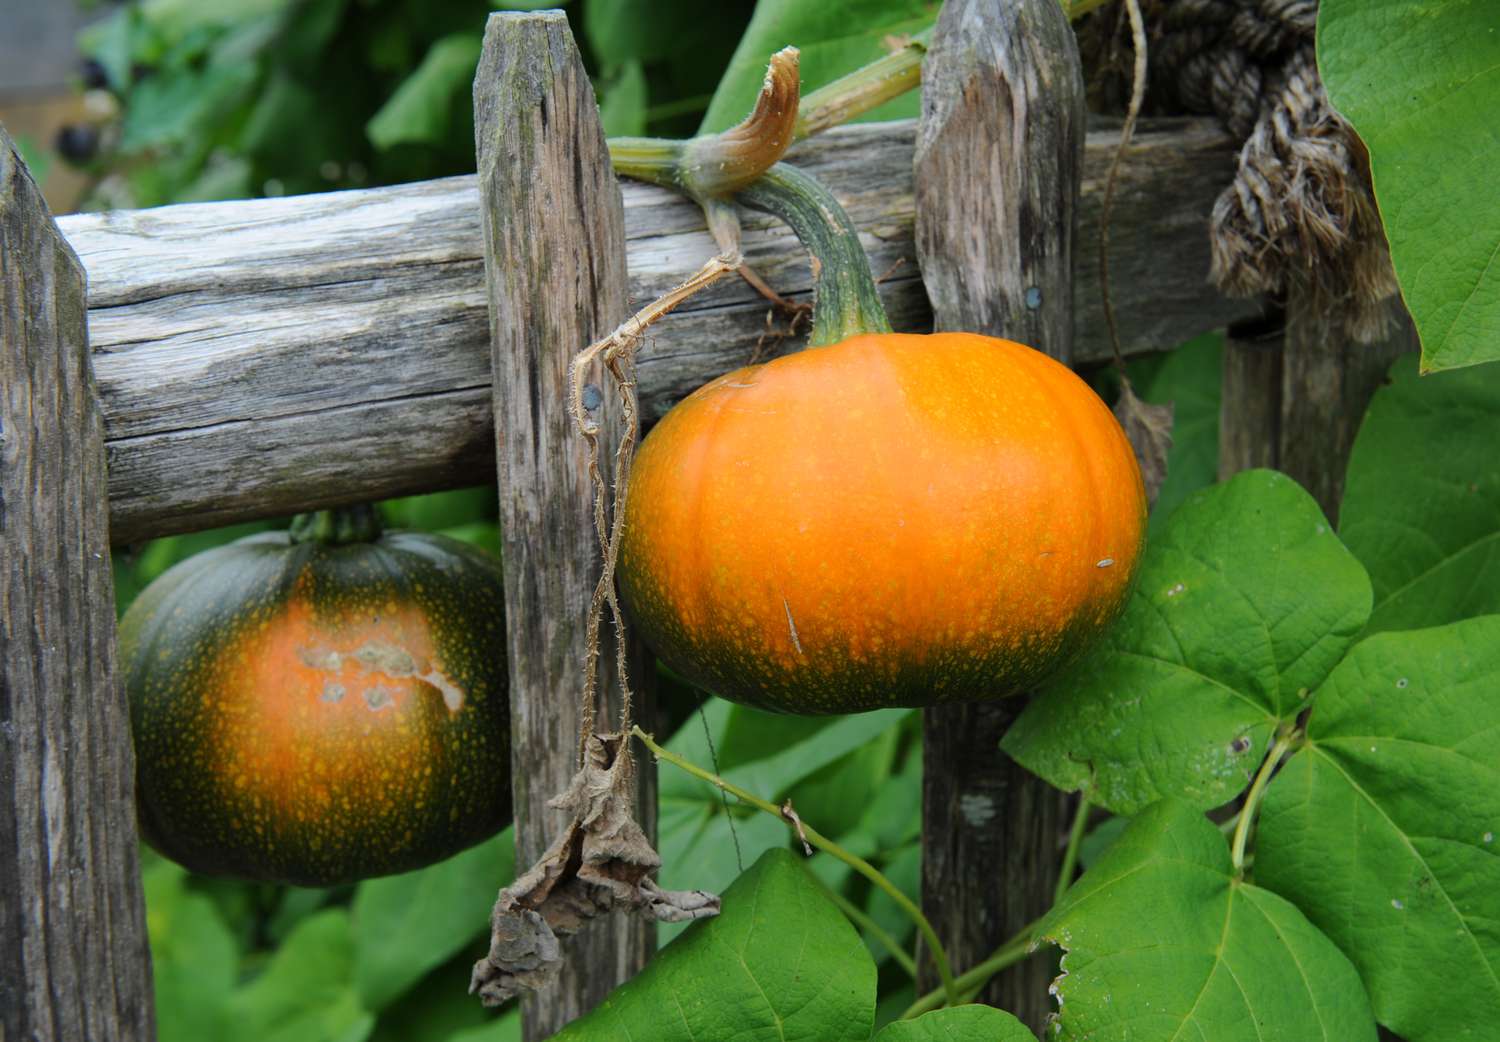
60 117 1247 545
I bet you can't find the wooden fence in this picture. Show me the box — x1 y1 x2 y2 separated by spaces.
0 2 1414 1040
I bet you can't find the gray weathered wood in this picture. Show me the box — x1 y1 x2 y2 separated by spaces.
1218 317 1284 480
55 117 1245 545
472 14 654 1037
1217 297 1417 520
912 0 1083 1029
1279 292 1417 523
0 128 154 1042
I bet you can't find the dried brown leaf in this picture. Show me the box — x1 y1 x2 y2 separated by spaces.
1113 375 1174 506
469 733 720 1006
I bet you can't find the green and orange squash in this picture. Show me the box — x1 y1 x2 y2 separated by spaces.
119 504 511 886
613 165 1147 714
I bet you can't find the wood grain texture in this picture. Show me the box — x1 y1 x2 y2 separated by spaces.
1218 298 1417 521
1279 293 1417 524
472 14 654 1037
1219 316 1284 479
912 0 1083 1028
0 128 154 1042
55 116 1246 545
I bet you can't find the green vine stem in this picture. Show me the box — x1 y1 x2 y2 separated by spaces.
899 919 1042 1019
813 875 918 978
734 162 892 345
793 31 929 141
631 725 959 1008
1231 730 1298 875
288 502 383 545
1055 794 1092 905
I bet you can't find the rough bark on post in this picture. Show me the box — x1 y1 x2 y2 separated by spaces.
912 0 1084 1029
1218 297 1416 522
1278 293 1417 523
472 13 655 1038
1218 315 1285 480
0 130 154 1041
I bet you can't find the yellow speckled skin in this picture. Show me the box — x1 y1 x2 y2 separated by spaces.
119 531 510 885
618 332 1147 714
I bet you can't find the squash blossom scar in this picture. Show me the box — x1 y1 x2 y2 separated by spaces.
297 641 466 712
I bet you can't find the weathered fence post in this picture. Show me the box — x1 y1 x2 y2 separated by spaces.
1277 295 1416 521
913 0 1084 1029
1218 315 1284 479
1219 299 1416 520
1 129 155 1040
472 13 656 1038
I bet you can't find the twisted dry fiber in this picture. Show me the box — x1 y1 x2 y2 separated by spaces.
1086 0 1397 340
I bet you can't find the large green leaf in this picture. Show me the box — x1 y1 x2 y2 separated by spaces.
351 828 514 1010
143 862 240 1042
225 909 375 1042
366 33 482 150
872 1005 1033 1041
1317 0 1500 371
1038 802 1377 1042
1255 616 1500 1041
700 0 935 133
553 848 875 1042
1004 470 1372 814
655 701 911 928
1339 354 1500 633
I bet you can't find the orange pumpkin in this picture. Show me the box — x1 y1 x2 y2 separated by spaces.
617 331 1146 714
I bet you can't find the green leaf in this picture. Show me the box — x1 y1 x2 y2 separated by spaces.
598 60 649 137
267 885 336 945
1125 331 1223 535
119 60 259 152
1039 802 1377 1042
1256 616 1500 1041
352 828 514 1011
872 1005 1033 1041
1339 353 1500 633
13 135 52 186
226 908 374 1042
364 948 498 1042
700 0 935 133
143 861 239 1042
1077 813 1129 870
367 33 483 150
554 848 875 1042
662 698 910 804
584 0 705 67
653 699 912 942
862 840 920 958
784 719 901 838
78 6 149 92
1004 470 1372 814
1316 0 1500 371
445 1010 520 1042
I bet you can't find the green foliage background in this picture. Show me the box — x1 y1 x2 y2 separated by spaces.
77 0 1500 1039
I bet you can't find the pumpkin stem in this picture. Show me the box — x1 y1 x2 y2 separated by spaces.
608 47 801 201
289 503 383 546
735 162 892 345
